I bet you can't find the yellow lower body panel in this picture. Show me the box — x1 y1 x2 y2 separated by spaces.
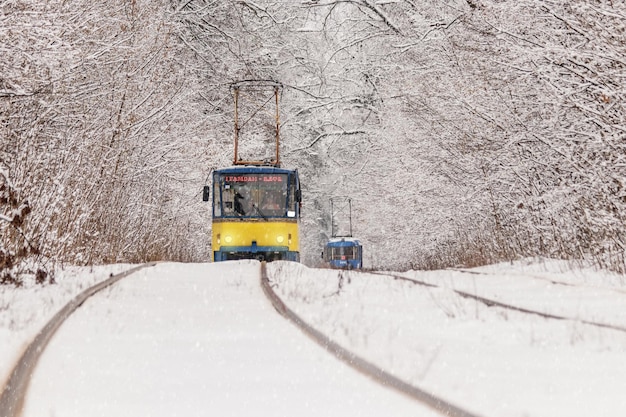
212 219 299 261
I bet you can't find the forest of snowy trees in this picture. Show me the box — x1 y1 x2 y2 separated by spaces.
1 0 625 282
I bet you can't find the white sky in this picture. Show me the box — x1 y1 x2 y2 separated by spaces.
2 259 626 417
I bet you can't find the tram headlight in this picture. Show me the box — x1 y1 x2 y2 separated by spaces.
224 235 233 243
276 235 284 244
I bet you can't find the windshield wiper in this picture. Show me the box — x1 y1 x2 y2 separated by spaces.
253 204 268 221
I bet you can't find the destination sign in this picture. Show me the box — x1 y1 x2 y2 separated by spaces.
224 175 284 183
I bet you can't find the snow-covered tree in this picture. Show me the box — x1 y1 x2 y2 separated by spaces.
3 0 625 277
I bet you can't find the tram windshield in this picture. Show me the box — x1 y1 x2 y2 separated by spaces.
214 172 293 218
327 245 360 260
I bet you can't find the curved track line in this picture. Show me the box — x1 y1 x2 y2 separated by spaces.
372 271 626 334
448 267 626 295
0 263 157 417
260 263 483 417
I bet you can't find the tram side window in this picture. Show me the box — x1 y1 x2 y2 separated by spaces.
288 179 296 217
213 179 221 217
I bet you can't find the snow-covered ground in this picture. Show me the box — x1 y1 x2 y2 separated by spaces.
5 262 433 417
269 259 626 417
0 264 134 384
2 259 626 417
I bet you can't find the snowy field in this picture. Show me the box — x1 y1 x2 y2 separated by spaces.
1 259 626 417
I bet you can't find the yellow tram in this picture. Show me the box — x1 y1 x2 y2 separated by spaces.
202 80 302 262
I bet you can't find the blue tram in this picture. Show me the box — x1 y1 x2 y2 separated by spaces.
323 237 363 269
204 165 301 262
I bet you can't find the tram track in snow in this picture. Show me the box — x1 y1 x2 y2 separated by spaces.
4 261 479 417
0 263 157 417
370 269 626 334
261 262 483 417
9 261 613 417
449 267 626 295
